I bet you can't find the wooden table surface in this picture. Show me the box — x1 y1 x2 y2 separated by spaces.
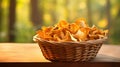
0 43 120 62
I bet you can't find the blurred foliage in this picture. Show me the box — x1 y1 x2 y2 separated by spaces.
0 0 120 44
15 0 35 42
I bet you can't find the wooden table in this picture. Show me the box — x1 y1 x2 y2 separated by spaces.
0 43 120 62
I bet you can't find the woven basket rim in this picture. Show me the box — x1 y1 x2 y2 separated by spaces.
33 35 107 46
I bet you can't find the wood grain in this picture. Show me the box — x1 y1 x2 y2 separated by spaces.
0 43 120 62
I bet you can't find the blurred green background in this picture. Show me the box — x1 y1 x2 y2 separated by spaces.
0 0 120 44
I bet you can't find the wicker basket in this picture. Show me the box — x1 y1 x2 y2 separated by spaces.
34 37 107 62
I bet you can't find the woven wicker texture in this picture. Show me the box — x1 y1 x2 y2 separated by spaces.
36 37 107 62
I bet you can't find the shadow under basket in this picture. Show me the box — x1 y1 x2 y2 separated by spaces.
36 37 107 62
